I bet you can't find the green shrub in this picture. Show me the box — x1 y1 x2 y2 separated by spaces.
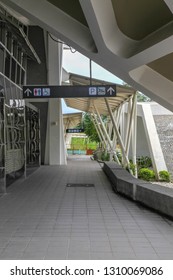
159 170 170 182
137 156 152 168
129 162 137 176
138 168 155 181
101 152 110 161
116 151 122 163
126 161 136 176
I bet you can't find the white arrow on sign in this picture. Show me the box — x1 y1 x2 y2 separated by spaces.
24 88 32 97
107 87 115 95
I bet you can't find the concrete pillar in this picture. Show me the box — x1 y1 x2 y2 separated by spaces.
45 34 67 165
140 103 167 178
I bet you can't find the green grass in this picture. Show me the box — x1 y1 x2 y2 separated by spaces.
70 137 98 150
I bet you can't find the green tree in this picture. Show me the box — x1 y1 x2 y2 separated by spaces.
77 113 100 143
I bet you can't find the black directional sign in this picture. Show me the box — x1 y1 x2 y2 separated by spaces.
66 128 84 133
23 85 116 99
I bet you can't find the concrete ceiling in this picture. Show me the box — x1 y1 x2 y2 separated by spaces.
1 0 173 111
111 0 173 40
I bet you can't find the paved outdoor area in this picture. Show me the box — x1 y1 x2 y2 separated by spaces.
0 155 173 260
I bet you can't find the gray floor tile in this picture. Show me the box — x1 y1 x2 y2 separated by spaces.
0 156 173 260
0 251 23 259
67 251 90 259
21 252 46 260
111 246 134 253
90 252 114 260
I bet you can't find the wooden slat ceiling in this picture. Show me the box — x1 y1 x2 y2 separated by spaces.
63 112 83 129
64 73 136 115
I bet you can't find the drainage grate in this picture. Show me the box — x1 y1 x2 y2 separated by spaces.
66 183 95 187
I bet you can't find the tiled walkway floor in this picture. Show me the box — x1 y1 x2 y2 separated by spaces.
0 156 173 260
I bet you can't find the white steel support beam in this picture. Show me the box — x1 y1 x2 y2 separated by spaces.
116 104 123 128
93 104 120 164
125 94 137 157
104 98 130 167
91 114 104 146
120 104 125 143
108 119 114 160
112 109 119 149
93 121 103 145
108 107 122 156
106 119 113 160
140 104 167 179
124 98 132 149
93 105 112 150
92 112 107 149
114 103 123 145
131 93 137 177
117 106 121 124
108 119 113 139
109 111 119 160
45 36 66 165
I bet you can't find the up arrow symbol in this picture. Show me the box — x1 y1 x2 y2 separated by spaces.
24 88 32 97
107 87 115 95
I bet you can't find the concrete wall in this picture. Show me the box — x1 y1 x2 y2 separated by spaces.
126 102 168 176
103 162 173 219
27 26 47 85
128 116 150 159
136 117 150 157
154 115 173 178
127 102 173 161
26 28 66 165
26 26 49 165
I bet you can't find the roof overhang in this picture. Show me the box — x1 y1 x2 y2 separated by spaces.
64 73 136 115
63 112 83 129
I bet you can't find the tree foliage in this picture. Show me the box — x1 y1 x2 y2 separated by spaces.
77 113 100 143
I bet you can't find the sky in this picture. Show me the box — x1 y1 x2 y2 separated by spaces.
62 50 124 113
